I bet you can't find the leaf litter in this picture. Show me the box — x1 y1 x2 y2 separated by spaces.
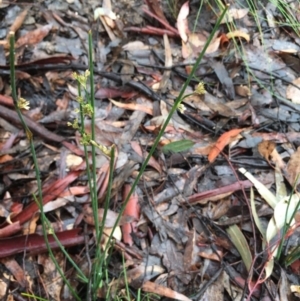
1 0 300 300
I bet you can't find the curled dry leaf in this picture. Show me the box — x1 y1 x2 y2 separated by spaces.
177 1 190 43
257 140 285 171
257 140 276 163
226 30 250 42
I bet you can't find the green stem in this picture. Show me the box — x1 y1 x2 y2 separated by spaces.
9 32 81 300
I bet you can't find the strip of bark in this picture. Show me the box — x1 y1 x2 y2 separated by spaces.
0 228 84 258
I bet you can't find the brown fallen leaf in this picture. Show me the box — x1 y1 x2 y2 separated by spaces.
1 257 28 287
182 31 221 59
38 252 64 301
208 128 243 162
257 140 276 163
16 24 53 48
142 281 192 301
235 85 251 97
109 98 153 115
199 248 223 261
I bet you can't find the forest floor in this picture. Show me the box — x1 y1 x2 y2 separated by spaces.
0 0 300 300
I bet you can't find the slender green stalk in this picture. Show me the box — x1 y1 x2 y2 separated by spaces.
86 32 103 293
21 293 49 301
137 289 141 301
78 80 94 206
35 197 88 282
122 253 131 301
87 31 99 236
93 147 115 294
9 32 81 300
192 0 204 33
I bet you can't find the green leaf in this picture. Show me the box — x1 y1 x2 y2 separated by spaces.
162 139 194 154
227 224 252 272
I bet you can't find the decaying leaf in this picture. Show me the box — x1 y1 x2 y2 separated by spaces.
182 31 221 59
142 280 192 301
16 24 53 48
257 140 276 163
38 252 65 301
208 128 243 162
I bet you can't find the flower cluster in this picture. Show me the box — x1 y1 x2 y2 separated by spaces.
17 97 30 110
70 70 113 157
194 82 206 95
